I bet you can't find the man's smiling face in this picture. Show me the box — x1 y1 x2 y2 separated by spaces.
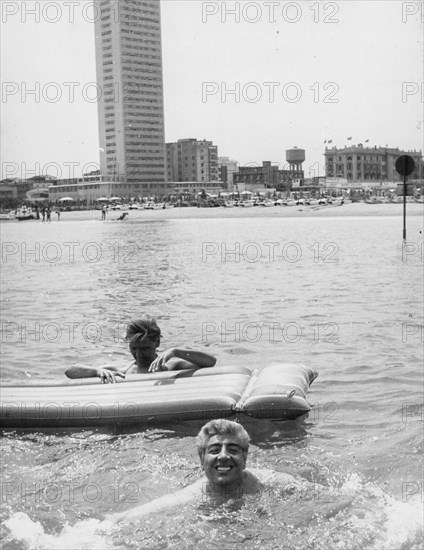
201 434 247 488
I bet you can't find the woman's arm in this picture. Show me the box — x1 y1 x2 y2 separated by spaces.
149 348 216 372
64 364 126 383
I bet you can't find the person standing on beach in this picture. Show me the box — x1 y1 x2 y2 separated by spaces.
101 205 107 220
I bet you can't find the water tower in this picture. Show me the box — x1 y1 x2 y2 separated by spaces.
286 147 305 172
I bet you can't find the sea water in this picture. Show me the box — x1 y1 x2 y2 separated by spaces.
1 204 423 549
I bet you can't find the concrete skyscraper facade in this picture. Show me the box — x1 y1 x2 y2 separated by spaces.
94 0 166 191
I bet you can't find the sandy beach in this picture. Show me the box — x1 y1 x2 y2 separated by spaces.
4 200 422 224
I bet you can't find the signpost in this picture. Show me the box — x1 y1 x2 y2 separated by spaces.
395 155 415 240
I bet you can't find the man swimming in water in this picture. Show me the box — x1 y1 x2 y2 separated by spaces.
65 315 216 383
104 419 302 524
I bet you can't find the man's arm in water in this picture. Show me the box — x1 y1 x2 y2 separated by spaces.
149 348 216 372
104 479 203 524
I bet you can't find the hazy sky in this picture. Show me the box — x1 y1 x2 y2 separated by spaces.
1 0 422 180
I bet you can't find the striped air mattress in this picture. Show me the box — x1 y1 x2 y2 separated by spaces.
0 363 318 429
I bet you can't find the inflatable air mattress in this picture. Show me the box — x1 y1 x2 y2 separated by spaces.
0 364 318 429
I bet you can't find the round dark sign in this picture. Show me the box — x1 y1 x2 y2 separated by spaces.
395 155 415 177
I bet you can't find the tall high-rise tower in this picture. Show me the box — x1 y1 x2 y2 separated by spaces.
94 0 166 188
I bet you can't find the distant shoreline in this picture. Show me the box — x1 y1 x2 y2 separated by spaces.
2 201 423 223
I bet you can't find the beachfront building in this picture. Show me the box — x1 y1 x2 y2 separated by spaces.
168 181 223 196
233 161 304 193
47 179 224 203
0 175 59 206
165 139 220 183
0 180 34 206
324 144 422 183
49 180 126 202
219 157 239 191
94 0 166 191
48 179 174 202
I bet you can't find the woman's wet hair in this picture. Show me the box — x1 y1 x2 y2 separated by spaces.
126 316 161 345
196 419 250 458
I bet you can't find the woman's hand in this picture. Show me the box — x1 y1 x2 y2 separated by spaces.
148 349 176 372
97 368 126 384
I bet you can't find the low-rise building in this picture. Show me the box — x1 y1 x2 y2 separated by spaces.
233 161 304 192
168 181 223 196
0 179 34 204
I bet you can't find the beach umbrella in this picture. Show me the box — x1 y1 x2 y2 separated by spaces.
109 196 121 201
96 197 109 201
58 197 74 202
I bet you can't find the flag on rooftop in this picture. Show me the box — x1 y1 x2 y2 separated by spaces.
365 139 369 143
324 140 327 143
328 140 332 143
347 137 352 140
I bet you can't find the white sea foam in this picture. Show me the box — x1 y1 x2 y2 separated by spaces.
378 493 424 550
337 474 424 550
4 513 116 550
